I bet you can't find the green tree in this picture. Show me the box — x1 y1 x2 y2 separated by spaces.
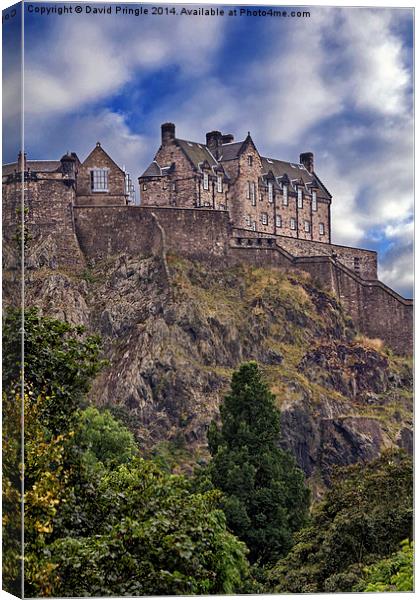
208 361 310 564
3 307 104 433
75 407 139 471
355 539 413 592
268 449 413 593
35 459 249 597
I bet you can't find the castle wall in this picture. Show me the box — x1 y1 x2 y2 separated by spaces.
74 206 231 263
2 176 85 270
274 233 378 279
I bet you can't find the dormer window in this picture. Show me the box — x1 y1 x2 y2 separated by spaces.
203 172 209 190
312 190 317 211
91 168 109 192
248 155 253 166
283 186 288 206
268 182 274 203
217 175 223 193
297 188 303 208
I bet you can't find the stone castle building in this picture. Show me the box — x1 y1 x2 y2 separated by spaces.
2 125 413 354
139 123 331 244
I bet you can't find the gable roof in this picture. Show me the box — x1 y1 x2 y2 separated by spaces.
261 157 331 199
218 141 245 161
82 143 124 173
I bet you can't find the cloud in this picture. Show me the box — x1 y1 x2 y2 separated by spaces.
24 13 226 115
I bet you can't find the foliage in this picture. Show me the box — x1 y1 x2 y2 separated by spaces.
2 385 23 596
208 361 310 564
35 459 249 597
355 539 413 592
74 407 139 471
3 307 105 432
267 449 413 593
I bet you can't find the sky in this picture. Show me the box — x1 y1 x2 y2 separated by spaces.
2 2 414 297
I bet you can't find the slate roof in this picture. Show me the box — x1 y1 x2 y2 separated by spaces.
176 139 219 169
261 157 331 199
141 161 162 177
2 160 62 176
218 141 244 161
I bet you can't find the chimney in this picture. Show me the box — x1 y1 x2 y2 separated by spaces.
60 152 76 181
221 134 234 144
18 150 27 172
161 122 175 145
206 131 223 157
300 152 314 173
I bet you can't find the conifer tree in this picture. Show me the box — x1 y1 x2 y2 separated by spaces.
208 361 309 564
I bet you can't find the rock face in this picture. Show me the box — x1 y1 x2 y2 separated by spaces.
16 251 413 491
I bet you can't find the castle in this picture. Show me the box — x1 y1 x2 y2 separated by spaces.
2 123 413 354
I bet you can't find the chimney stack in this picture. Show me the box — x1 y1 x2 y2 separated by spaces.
18 150 27 172
206 130 223 157
300 152 314 173
161 122 175 145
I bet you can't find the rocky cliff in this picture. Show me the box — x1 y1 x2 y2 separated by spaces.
13 249 413 494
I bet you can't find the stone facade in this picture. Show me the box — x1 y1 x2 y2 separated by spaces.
139 124 331 243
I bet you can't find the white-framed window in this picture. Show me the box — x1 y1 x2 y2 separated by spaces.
268 182 274 203
319 223 325 236
290 217 296 230
261 213 268 225
245 215 251 226
203 172 209 190
217 175 223 193
172 182 176 192
283 186 288 206
91 168 109 192
304 220 311 233
252 221 257 231
142 183 147 191
297 188 303 208
312 190 317 211
248 155 253 166
276 215 282 228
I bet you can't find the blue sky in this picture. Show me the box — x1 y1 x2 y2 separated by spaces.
2 2 414 297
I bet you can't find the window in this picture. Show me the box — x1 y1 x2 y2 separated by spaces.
248 155 253 166
163 180 167 190
276 215 282 228
312 190 317 211
354 257 360 273
252 221 257 231
261 213 268 225
304 220 311 233
142 183 147 191
217 175 223 193
290 218 296 230
319 223 325 236
172 182 176 192
283 186 288 206
297 188 303 208
268 182 274 203
91 168 109 192
203 172 209 190
245 215 251 226
249 181 256 206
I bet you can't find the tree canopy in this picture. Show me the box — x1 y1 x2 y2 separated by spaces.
208 361 310 564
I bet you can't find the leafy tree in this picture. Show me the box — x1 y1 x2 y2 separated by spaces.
355 539 413 592
267 449 413 593
3 307 104 432
74 406 139 471
208 361 310 564
34 459 249 597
